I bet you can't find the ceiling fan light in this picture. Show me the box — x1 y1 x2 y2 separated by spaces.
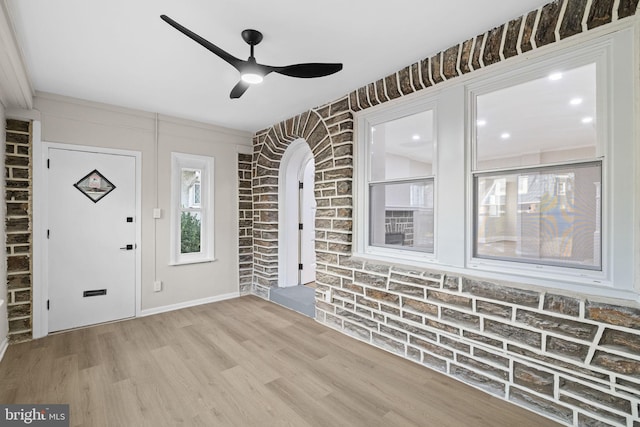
241 73 263 84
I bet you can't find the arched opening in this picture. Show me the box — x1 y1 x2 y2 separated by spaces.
270 138 316 316
250 103 353 309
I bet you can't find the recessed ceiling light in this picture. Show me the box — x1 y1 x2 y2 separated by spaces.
501 133 511 139
548 72 563 81
412 134 420 141
570 97 583 105
476 119 487 127
581 117 594 124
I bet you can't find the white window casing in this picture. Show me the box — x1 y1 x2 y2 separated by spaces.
354 26 637 301
355 95 439 264
170 152 215 265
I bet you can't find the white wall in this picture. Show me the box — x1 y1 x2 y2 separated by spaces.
34 92 252 311
0 102 8 351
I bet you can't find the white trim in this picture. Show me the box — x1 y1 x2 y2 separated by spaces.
465 28 634 293
139 292 239 317
354 94 439 264
0 337 8 363
32 121 44 338
34 141 143 337
353 23 639 301
278 138 313 287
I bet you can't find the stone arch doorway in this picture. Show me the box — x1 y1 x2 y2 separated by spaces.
277 138 314 288
270 137 317 316
251 97 354 308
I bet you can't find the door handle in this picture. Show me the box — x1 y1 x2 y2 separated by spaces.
120 244 134 250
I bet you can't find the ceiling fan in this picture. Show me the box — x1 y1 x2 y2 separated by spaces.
160 15 343 99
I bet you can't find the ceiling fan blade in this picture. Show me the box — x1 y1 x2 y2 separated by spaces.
160 15 244 71
230 81 250 99
272 63 343 78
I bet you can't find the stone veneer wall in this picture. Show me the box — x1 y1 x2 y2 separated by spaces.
5 119 32 343
238 153 253 295
251 96 353 295
248 0 640 425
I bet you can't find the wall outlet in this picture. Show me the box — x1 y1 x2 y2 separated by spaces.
153 280 162 292
153 208 162 219
324 288 332 303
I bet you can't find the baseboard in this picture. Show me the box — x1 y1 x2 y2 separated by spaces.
139 292 240 317
0 337 8 363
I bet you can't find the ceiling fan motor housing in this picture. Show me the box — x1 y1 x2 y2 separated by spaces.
241 29 263 46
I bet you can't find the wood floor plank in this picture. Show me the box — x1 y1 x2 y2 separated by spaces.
75 364 108 427
264 377 347 427
0 295 561 426
220 365 313 427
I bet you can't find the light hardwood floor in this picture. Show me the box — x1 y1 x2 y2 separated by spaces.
0 296 560 426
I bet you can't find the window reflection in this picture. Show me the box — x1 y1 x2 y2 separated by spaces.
475 162 601 270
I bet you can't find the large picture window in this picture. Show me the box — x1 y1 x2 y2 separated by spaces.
471 61 602 274
170 152 214 265
354 28 636 299
366 109 435 255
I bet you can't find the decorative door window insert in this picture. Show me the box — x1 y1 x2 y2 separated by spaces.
73 169 116 203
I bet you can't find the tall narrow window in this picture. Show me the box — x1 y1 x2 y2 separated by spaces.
472 62 601 271
367 109 435 254
181 168 202 254
170 153 214 265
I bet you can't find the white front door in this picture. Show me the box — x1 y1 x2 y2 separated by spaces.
299 159 316 285
47 147 137 332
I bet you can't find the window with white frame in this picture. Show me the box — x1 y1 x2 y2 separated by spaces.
472 62 602 271
354 28 637 299
362 106 436 256
466 29 636 295
170 152 214 265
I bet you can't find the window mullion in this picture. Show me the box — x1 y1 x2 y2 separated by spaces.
369 176 435 185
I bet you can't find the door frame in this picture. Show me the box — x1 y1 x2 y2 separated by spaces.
32 138 142 338
277 138 313 288
298 157 316 285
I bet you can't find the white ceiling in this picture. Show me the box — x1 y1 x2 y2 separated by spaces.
6 0 551 133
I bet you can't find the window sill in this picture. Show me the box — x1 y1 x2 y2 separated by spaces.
361 246 435 263
351 251 638 303
169 257 216 266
